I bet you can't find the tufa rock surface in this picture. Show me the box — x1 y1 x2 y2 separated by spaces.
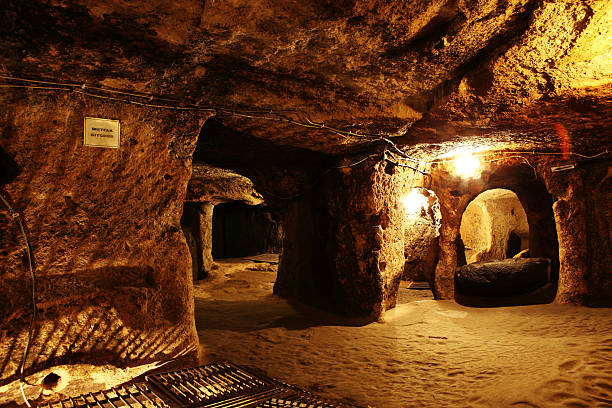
455 257 550 297
0 0 610 153
460 188 529 263
0 91 204 383
0 0 610 386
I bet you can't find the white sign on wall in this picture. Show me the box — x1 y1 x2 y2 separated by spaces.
84 117 120 148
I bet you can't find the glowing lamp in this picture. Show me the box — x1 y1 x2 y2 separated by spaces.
453 152 480 179
402 189 428 216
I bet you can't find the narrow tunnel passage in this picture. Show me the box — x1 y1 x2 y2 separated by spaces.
212 202 282 260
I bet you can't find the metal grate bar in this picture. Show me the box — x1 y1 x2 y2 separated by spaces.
41 383 168 408
145 362 280 408
203 388 290 408
38 362 345 408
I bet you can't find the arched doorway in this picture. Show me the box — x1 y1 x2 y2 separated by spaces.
454 186 558 306
212 201 282 260
459 189 529 264
430 162 561 305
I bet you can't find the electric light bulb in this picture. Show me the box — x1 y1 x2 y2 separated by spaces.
453 153 480 179
402 189 428 216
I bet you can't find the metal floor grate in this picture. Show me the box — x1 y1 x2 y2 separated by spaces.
42 383 168 408
39 362 344 408
145 362 277 407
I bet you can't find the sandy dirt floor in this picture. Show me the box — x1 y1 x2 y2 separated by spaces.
195 258 612 408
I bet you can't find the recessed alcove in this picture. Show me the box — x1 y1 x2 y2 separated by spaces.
211 201 282 260
459 188 529 264
445 171 561 307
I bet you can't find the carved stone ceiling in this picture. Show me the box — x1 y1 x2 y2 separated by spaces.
2 0 611 155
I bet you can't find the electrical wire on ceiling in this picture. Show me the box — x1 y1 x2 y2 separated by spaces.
383 150 429 174
261 153 382 200
2 74 609 171
0 193 36 408
1 74 609 194
0 72 609 405
0 74 408 146
429 150 609 164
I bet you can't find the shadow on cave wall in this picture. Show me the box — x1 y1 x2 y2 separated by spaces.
0 147 20 186
0 306 195 386
0 267 197 386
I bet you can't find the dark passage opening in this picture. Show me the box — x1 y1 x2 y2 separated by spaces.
212 202 282 259
506 231 522 258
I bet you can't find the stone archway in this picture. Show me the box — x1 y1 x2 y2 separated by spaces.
459 188 529 264
431 161 560 302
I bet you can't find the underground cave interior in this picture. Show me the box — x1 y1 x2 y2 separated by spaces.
1 0 612 406
1 121 610 406
180 170 562 307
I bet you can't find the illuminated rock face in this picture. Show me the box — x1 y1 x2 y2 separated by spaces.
402 189 441 283
1 0 610 152
0 94 204 382
0 0 611 383
460 189 529 264
430 157 611 306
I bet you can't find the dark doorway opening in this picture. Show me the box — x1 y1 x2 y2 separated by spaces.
212 202 282 260
506 231 522 258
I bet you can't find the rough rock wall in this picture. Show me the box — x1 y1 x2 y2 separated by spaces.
545 160 612 306
276 158 423 320
332 161 426 318
460 189 529 263
0 90 205 383
402 188 441 282
431 155 611 306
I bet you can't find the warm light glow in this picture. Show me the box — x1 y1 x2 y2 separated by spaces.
402 189 428 216
452 150 481 178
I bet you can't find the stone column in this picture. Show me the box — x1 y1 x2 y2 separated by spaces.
429 167 475 300
432 199 469 300
547 172 588 304
198 202 214 279
274 159 420 321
